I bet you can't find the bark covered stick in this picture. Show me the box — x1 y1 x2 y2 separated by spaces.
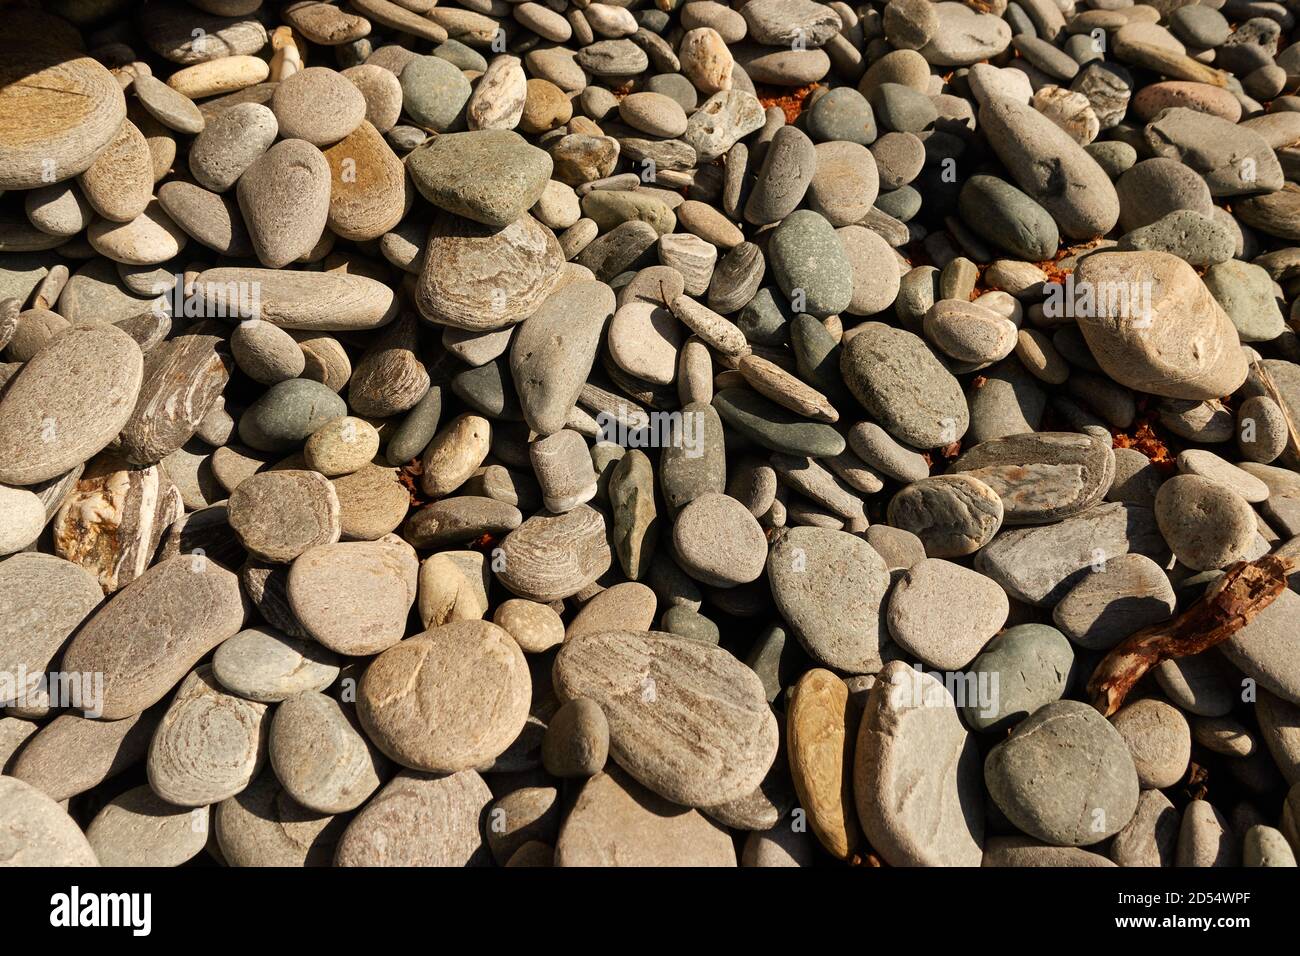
1087 553 1298 717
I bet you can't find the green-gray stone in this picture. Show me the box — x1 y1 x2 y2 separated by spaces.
579 190 677 235
386 385 443 465
768 210 853 319
790 313 853 408
661 605 720 644
875 185 921 222
399 55 471 131
1115 209 1236 268
406 130 553 228
744 623 804 703
962 624 1075 733
958 175 1059 261
608 449 659 579
713 388 846 457
805 87 877 145
238 378 347 453
1203 259 1286 342
737 286 793 347
658 401 725 516
432 39 487 73
451 359 523 420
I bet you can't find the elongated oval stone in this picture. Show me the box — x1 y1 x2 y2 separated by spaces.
950 431 1115 524
194 268 397 331
0 323 144 486
60 554 247 720
553 629 779 807
854 661 985 866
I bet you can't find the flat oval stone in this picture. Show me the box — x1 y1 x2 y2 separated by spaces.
403 496 523 549
496 504 612 602
976 501 1168 607
959 174 1059 260
335 769 492 867
212 626 340 703
840 322 968 449
272 66 367 146
0 323 143 486
86 785 207 867
407 129 553 228
553 630 778 807
887 474 1004 558
10 712 158 801
787 669 859 860
1222 587 1300 706
323 121 407 241
768 210 853 319
270 690 386 814
61 555 246 720
416 212 564 331
188 102 278 192
76 120 153 224
1155 474 1256 571
1052 553 1176 650
229 470 342 562
985 699 1140 846
556 769 736 866
854 661 985 866
237 138 331 268
962 623 1074 733
357 621 531 772
1111 697 1191 790
195 268 396 331
147 666 268 807
712 388 845 457
979 95 1119 239
0 776 98 866
0 553 102 686
0 48 126 189
1110 788 1180 867
239 378 348 453
768 526 891 674
288 539 417 655
400 55 472 131
1072 251 1247 401
950 431 1116 525
672 492 768 587
157 181 253 256
887 558 1009 669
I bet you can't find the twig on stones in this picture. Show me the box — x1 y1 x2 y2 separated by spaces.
1087 553 1298 717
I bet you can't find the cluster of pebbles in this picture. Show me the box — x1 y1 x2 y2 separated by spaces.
4 0 1300 869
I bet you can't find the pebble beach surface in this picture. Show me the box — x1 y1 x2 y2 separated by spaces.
2 0 1300 871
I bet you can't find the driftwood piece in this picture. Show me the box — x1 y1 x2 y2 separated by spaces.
1087 554 1298 717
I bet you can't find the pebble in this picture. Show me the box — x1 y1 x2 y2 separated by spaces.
1155 474 1257 571
542 698 610 778
269 691 386 814
288 539 417 655
335 770 492 867
147 666 268 807
787 669 859 859
887 475 1004 558
237 138 331 269
407 130 553 228
768 527 891 674
214 772 345 867
229 470 341 563
1110 698 1192 790
1052 554 1176 650
887 558 1009 669
555 769 735 866
358 621 530 773
212 627 340 703
840 323 968 449
963 623 1075 733
951 432 1114 525
553 630 777 807
0 777 98 867
61 555 246 720
0 323 143 486
854 661 985 866
985 700 1140 846
11 711 158 801
1176 800 1238 867
86 785 207 867
672 493 768 587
